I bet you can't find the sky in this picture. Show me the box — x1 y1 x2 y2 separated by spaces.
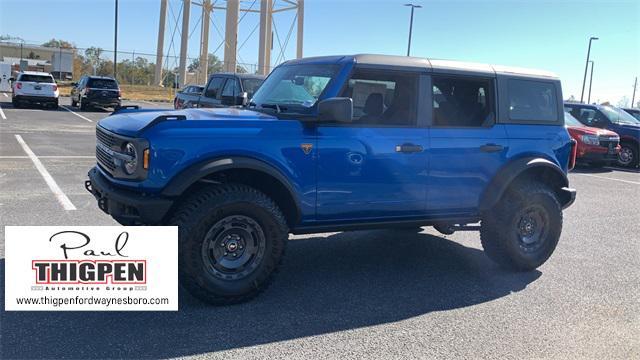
1 0 638 106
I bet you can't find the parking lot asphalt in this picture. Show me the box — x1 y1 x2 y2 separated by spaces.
0 95 638 359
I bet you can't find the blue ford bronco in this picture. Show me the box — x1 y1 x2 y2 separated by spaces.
87 54 577 304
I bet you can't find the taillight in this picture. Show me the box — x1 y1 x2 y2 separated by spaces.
117 89 121 97
85 88 90 94
16 82 22 89
52 84 58 91
568 139 577 171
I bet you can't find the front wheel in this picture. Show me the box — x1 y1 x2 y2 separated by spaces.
169 183 288 305
617 142 639 168
480 181 562 271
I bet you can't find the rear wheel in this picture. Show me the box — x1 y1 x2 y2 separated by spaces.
169 183 288 305
480 181 562 271
12 99 21 108
71 97 78 107
617 142 639 168
79 98 88 111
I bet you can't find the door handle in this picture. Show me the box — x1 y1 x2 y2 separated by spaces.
480 143 504 153
395 143 424 153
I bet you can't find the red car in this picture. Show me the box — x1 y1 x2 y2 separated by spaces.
565 112 620 167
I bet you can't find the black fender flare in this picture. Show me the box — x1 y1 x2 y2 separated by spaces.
479 157 571 211
161 156 302 220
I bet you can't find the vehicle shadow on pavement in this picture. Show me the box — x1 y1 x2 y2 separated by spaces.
0 230 541 359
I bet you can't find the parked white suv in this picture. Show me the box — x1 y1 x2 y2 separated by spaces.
11 71 59 109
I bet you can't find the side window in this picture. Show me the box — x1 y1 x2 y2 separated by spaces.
204 77 226 99
432 76 495 127
507 79 558 122
221 78 241 97
340 69 418 126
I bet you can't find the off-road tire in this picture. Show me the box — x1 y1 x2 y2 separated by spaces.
480 181 562 271
169 183 288 305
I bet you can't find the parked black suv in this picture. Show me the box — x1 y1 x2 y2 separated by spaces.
71 76 122 110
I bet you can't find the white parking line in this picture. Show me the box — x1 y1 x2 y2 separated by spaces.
575 173 640 185
14 135 77 210
60 105 93 122
0 105 6 120
0 156 94 159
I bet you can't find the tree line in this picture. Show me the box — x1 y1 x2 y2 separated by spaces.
40 38 247 87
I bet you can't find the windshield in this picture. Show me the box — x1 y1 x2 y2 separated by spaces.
564 112 584 127
600 105 640 125
250 64 339 113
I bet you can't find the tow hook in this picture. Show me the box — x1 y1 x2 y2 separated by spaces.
84 180 92 193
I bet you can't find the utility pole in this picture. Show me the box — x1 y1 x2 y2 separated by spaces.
587 60 594 104
404 3 422 56
580 36 598 103
114 0 119 79
632 77 638 108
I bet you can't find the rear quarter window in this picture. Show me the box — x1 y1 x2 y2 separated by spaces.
507 79 559 122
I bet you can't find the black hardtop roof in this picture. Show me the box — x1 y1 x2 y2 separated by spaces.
282 54 559 79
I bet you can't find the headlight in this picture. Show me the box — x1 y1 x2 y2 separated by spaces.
581 134 599 145
123 142 138 175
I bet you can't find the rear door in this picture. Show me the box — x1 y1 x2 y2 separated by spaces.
427 74 508 214
316 67 429 221
198 76 226 108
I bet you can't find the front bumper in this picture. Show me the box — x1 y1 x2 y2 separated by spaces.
86 167 174 225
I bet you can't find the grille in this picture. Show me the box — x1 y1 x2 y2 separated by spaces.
96 126 116 147
95 127 117 174
598 136 619 148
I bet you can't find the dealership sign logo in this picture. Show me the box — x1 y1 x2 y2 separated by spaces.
5 226 178 311
32 230 146 284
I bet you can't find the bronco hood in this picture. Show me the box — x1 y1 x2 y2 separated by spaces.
98 108 278 137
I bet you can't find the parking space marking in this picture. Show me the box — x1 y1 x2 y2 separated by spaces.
60 105 93 122
0 156 94 159
14 135 77 211
0 105 6 120
576 173 640 185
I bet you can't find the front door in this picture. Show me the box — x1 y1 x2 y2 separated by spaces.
316 68 428 221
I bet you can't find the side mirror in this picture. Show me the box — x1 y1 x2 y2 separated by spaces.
9 77 15 82
318 97 353 123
